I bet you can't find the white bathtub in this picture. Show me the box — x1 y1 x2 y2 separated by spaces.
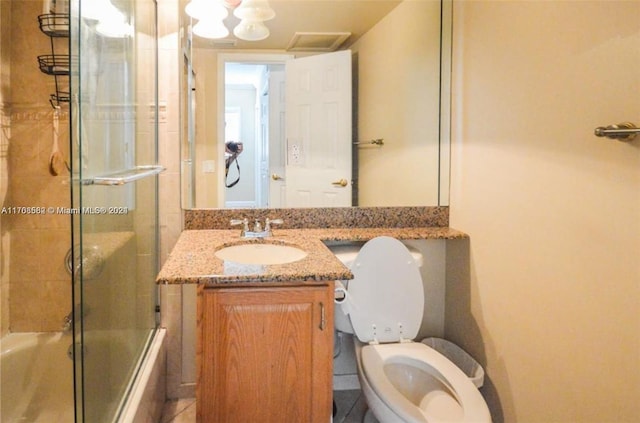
0 329 166 423
0 332 74 423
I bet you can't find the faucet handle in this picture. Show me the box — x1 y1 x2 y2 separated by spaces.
265 218 283 231
230 218 249 233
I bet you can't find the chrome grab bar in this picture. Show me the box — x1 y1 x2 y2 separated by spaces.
81 165 165 185
354 138 384 146
594 122 638 141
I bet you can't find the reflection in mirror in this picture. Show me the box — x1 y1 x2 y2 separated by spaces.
180 0 451 209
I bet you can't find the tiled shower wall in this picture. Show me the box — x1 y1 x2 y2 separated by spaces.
1 0 72 333
0 103 8 337
0 0 9 337
1 0 182 335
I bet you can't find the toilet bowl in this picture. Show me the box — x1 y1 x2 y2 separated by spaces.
335 236 491 423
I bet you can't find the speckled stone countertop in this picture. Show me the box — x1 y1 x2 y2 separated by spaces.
156 227 468 286
184 206 449 230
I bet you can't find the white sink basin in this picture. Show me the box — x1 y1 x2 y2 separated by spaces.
215 243 308 265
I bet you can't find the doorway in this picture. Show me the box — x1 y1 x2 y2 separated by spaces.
219 54 291 208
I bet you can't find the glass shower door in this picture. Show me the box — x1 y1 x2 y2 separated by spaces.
69 0 160 421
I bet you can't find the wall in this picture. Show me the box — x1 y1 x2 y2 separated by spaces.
447 1 640 422
157 0 193 399
158 0 183 270
351 0 441 206
192 48 220 208
2 0 71 333
0 0 10 337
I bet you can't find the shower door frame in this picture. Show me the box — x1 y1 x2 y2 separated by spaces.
69 1 161 421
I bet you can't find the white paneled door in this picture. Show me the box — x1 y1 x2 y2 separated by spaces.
284 50 352 207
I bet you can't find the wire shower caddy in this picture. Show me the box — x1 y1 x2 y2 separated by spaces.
37 13 70 108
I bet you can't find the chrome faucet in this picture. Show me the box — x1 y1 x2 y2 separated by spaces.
230 218 283 238
62 303 88 331
264 218 283 235
230 218 250 236
63 312 72 331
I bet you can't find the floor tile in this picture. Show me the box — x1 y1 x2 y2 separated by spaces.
333 389 367 423
160 398 196 423
160 391 367 423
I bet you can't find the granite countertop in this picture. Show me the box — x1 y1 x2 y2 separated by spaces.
156 227 468 286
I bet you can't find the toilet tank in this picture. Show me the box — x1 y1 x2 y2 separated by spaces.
330 242 424 268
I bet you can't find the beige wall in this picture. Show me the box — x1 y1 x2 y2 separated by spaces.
2 0 71 333
447 1 640 422
352 0 441 206
0 0 10 337
192 48 220 208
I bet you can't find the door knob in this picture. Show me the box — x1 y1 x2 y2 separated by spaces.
331 178 348 187
271 174 284 181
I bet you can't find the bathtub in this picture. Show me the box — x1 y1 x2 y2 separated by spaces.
0 329 166 423
0 332 74 423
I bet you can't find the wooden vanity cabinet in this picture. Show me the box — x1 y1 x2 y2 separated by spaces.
197 283 334 423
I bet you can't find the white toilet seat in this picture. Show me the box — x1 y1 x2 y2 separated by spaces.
348 236 424 344
361 343 491 423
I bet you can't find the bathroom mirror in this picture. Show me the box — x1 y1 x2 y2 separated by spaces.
180 0 452 209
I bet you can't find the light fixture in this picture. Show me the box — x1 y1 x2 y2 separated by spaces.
96 18 133 38
233 20 269 41
81 0 120 21
186 0 275 41
193 18 229 39
233 0 275 22
184 0 229 40
82 0 133 38
185 0 228 21
222 0 242 8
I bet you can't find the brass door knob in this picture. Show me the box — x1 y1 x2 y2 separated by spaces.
271 174 284 181
331 178 348 187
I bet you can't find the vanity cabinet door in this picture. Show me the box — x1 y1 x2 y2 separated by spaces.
197 284 334 423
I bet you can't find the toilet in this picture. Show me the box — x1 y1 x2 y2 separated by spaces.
333 236 491 423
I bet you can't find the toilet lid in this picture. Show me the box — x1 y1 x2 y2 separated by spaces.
348 236 424 344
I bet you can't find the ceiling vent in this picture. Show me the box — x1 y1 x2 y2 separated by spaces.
209 39 238 48
286 32 351 52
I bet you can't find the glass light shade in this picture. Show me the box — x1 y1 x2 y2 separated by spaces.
85 3 133 39
233 19 269 41
193 19 230 39
233 0 275 21
82 0 120 21
96 17 133 38
185 0 228 20
223 0 242 8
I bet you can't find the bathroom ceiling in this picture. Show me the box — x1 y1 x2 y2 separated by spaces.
191 0 402 51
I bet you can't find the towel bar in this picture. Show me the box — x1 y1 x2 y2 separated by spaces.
594 122 638 141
